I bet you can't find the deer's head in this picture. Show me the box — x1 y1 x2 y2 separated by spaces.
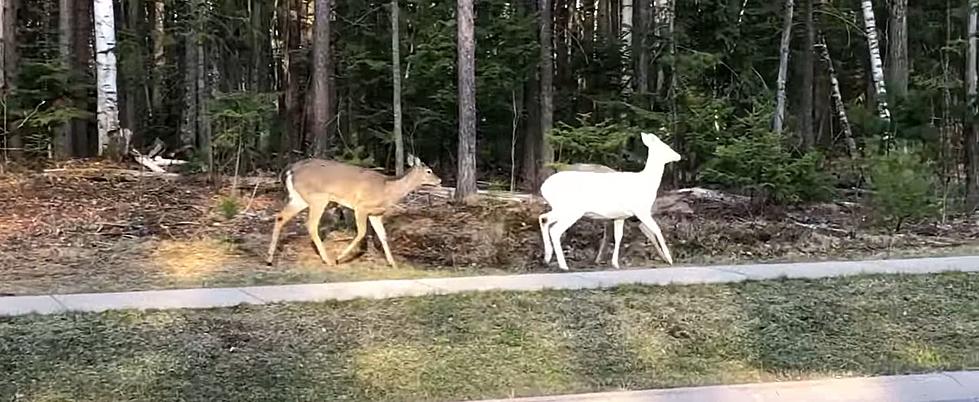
405 154 442 187
640 132 682 164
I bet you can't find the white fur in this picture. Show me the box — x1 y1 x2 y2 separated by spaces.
539 132 680 270
284 171 309 209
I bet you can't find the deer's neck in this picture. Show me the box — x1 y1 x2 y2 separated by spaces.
382 176 419 206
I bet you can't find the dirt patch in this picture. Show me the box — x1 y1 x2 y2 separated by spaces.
2 161 978 295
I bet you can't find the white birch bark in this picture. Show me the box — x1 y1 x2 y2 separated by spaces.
621 0 632 46
861 0 891 122
93 0 125 157
816 35 857 158
773 0 793 135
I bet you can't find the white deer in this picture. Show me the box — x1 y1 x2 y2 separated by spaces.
538 132 681 270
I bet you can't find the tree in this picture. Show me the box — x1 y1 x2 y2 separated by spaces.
455 0 477 200
887 0 909 98
966 0 978 208
279 0 303 164
93 0 127 158
1 0 19 161
633 0 649 95
539 0 554 172
773 0 793 135
73 0 93 156
391 0 404 175
312 0 333 157
816 34 857 158
861 0 891 124
799 0 815 149
55 0 72 159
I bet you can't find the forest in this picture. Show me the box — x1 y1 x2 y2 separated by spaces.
2 0 979 296
1 0 974 208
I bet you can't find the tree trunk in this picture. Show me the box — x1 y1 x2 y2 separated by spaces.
861 0 891 123
816 34 857 158
621 0 632 59
311 0 332 157
799 0 814 149
521 68 541 189
73 0 92 156
1 0 20 161
55 0 74 159
887 0 908 98
539 0 555 171
279 0 303 164
150 0 165 115
966 0 979 209
597 0 609 43
455 0 477 200
198 28 212 172
554 0 570 100
652 0 673 96
94 0 126 158
181 13 198 152
773 0 793 135
391 0 404 175
633 0 649 95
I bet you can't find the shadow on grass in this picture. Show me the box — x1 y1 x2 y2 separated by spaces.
1 273 978 401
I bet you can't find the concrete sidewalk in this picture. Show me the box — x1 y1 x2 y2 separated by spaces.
472 371 979 402
2 255 979 316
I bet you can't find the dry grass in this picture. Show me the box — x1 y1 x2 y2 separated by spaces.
2 164 979 296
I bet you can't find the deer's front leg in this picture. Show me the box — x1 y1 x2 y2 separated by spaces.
337 209 369 263
368 215 397 268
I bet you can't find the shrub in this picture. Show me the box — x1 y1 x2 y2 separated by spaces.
866 143 937 232
697 106 835 203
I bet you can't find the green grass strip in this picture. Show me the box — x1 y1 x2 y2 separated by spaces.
2 272 979 401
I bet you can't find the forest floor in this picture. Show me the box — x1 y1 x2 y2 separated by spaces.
2 272 978 401
2 159 979 296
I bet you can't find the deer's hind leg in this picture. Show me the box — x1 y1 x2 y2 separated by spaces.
267 197 308 265
306 199 336 266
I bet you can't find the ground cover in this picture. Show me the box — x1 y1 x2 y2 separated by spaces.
2 160 978 295
2 272 978 401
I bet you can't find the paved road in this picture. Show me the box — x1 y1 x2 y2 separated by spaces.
472 371 979 402
2 255 979 316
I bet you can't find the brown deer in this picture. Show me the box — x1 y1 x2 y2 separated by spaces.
266 155 442 268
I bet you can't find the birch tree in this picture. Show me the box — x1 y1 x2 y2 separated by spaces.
94 0 127 158
861 0 891 124
773 0 793 135
816 35 858 158
391 0 404 175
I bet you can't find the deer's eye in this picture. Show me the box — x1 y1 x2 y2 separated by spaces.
426 169 432 174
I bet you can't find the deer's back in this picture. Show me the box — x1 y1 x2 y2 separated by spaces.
288 159 387 203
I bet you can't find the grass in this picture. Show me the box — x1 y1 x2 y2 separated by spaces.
3 273 979 401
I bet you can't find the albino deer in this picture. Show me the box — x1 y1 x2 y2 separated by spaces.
543 163 616 265
266 155 441 268
539 132 681 270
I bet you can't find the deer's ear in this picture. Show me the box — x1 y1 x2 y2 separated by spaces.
407 154 416 167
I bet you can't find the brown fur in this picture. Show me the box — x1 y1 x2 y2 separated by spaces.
266 158 441 268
